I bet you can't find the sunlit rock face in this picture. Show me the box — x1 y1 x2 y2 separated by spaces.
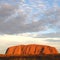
5 44 58 56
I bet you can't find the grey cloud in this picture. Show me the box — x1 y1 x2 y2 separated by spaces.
45 39 60 42
0 3 48 34
0 1 60 34
35 32 60 38
32 6 60 29
0 18 47 34
0 3 17 22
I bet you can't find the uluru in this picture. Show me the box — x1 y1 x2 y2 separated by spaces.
5 44 58 56
0 44 60 60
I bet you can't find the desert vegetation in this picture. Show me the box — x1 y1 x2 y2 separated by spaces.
0 54 60 60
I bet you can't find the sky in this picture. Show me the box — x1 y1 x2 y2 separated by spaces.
0 0 60 54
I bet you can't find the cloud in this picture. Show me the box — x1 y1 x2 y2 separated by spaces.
45 39 60 42
35 32 60 38
0 10 48 34
0 0 60 35
0 3 17 22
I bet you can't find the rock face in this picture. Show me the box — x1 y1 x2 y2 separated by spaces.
5 44 58 56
